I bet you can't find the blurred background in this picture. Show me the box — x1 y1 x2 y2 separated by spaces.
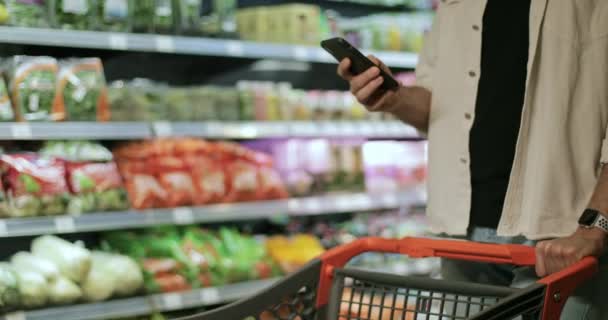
0 1 435 319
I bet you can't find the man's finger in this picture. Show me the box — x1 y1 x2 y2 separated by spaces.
368 54 392 75
369 91 394 111
350 67 381 94
535 242 548 277
337 58 353 80
355 77 384 104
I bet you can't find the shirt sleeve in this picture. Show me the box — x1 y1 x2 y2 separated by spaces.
594 4 608 164
414 11 440 92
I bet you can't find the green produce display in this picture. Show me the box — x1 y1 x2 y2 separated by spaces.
0 1 9 25
6 0 49 28
0 263 20 311
51 0 94 29
152 0 175 33
177 0 202 34
0 78 15 121
97 0 131 32
101 226 281 294
4 56 60 121
56 58 109 121
132 0 153 32
108 79 166 121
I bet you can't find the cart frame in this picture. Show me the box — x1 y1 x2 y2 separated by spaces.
179 237 598 320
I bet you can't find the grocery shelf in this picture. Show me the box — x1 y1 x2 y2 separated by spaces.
0 121 419 140
0 122 152 140
0 278 278 320
0 189 424 237
0 27 419 68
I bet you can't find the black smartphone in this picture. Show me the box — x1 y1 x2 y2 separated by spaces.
321 37 399 91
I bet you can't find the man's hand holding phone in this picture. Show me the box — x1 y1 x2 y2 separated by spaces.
337 55 402 113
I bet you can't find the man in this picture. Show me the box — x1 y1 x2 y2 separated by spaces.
337 0 608 318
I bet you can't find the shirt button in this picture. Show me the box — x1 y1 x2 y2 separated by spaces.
472 25 480 31
468 71 477 77
460 157 468 164
465 113 472 120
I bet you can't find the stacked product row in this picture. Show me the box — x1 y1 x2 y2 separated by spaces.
0 1 434 52
0 210 431 314
0 55 416 122
0 138 428 218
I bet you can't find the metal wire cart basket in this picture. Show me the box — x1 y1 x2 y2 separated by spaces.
178 237 598 320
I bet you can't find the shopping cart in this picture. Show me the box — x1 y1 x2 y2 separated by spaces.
178 237 598 320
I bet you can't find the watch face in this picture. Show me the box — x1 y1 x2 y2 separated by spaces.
579 210 598 226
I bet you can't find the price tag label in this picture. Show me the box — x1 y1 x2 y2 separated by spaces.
204 122 223 137
162 293 183 309
108 34 128 50
292 47 309 60
320 123 339 136
4 311 26 320
287 199 300 212
0 220 7 237
55 216 76 233
341 123 357 135
335 196 352 211
304 199 322 212
11 123 32 139
359 123 375 136
351 194 372 208
155 36 175 52
226 41 244 56
173 207 194 225
294 123 317 136
380 193 398 207
200 288 220 305
153 121 173 137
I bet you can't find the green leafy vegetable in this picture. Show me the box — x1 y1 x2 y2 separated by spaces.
52 0 94 29
6 0 49 27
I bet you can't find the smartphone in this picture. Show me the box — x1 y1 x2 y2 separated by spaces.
321 37 399 91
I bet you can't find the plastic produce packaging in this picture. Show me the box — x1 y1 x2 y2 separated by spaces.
31 235 92 284
177 0 202 34
1 153 69 217
4 56 61 121
6 0 49 27
151 0 175 33
97 0 131 31
108 79 166 121
113 138 288 210
51 0 95 29
0 263 20 311
0 78 15 121
55 58 110 121
14 270 48 308
40 141 129 214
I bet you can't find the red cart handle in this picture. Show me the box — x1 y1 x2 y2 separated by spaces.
316 236 598 317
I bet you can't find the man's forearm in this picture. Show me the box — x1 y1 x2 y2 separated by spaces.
386 86 432 132
588 165 608 213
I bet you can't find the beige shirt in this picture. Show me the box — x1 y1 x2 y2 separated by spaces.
416 0 608 239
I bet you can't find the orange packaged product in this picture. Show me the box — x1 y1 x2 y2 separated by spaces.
186 154 227 205
223 159 261 203
156 154 197 207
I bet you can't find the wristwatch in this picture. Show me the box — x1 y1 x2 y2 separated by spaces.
578 209 608 233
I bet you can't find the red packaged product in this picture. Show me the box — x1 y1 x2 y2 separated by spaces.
66 162 123 193
258 166 289 200
1 154 69 217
